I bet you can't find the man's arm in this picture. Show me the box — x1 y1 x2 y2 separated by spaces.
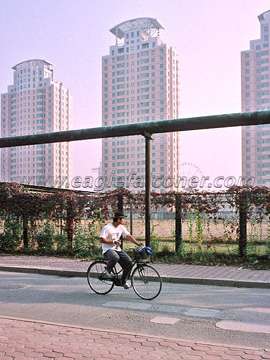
100 236 121 246
100 237 118 245
125 234 141 246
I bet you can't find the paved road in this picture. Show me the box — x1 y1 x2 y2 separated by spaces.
0 271 270 350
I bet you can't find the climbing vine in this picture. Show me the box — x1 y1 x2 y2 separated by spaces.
1 182 270 257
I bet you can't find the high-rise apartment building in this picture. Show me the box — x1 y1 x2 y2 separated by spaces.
1 59 70 187
101 18 180 192
241 10 270 186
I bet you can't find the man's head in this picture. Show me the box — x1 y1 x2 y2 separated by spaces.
113 211 126 225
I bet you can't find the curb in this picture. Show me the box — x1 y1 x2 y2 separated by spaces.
1 265 270 289
162 276 270 289
0 265 85 277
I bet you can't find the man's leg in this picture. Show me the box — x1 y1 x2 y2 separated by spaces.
117 251 133 284
104 249 120 273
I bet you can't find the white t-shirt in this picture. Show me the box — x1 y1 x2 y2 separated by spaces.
100 223 130 254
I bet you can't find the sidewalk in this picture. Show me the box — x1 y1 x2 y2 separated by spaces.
0 316 269 360
0 255 270 288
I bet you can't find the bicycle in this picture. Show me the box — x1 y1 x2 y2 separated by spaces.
86 246 162 300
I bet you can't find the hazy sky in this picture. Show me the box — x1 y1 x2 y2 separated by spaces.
1 0 270 183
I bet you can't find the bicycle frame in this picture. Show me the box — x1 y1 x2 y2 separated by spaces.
111 257 150 286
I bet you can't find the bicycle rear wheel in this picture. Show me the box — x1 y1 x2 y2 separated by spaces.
87 260 114 295
131 264 162 300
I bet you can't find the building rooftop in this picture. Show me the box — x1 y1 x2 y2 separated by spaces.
258 10 270 22
12 59 53 70
110 17 164 39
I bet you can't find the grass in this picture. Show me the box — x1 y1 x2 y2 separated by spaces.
152 250 270 270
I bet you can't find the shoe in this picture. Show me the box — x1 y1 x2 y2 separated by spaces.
100 270 114 280
122 280 131 289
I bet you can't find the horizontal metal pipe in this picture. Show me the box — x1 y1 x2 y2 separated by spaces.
0 110 270 148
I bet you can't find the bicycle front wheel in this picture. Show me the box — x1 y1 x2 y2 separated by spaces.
131 264 162 300
87 260 114 295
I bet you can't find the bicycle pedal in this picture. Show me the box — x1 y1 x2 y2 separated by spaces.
114 278 122 286
100 272 114 281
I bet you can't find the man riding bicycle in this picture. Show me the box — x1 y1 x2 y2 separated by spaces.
100 211 141 289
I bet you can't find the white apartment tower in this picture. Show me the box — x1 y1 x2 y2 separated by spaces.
101 18 180 191
1 59 70 187
241 10 270 186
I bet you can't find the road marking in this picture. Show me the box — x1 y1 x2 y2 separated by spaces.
150 316 179 325
216 320 270 334
152 304 187 314
184 308 221 318
241 307 270 314
102 301 222 319
0 284 28 290
103 301 151 311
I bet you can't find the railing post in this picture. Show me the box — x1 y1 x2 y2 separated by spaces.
175 193 182 254
66 204 75 255
129 200 133 235
239 191 248 257
22 215 29 251
117 193 124 213
117 192 124 248
144 133 152 247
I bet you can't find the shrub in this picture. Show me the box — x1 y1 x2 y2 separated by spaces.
150 235 160 255
54 233 68 254
73 225 100 258
159 244 172 257
36 223 54 253
0 216 22 252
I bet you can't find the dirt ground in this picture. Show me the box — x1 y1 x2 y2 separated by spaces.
124 219 269 242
